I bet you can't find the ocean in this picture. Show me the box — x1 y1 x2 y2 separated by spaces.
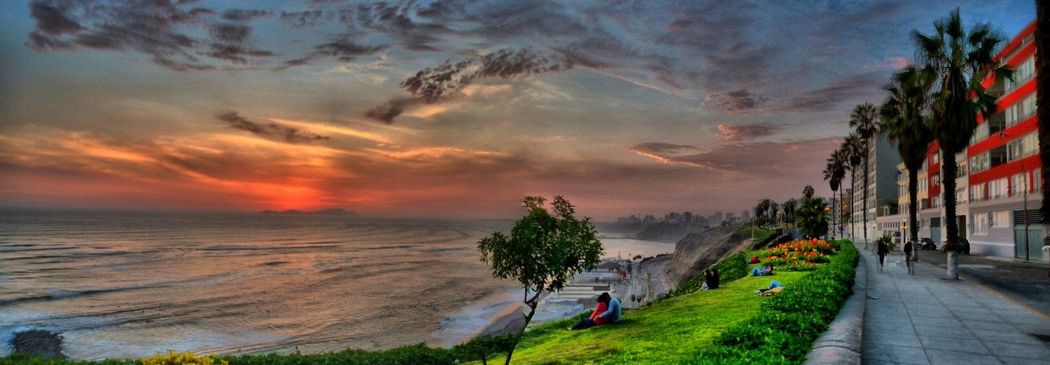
0 211 675 359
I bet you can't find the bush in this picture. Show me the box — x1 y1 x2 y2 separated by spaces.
145 352 226 365
689 240 858 364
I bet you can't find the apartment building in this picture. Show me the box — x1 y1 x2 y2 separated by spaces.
851 134 902 243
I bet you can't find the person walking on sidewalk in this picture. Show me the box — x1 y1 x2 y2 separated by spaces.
903 241 914 274
877 239 889 272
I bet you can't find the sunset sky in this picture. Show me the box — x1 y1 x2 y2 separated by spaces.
0 0 1034 219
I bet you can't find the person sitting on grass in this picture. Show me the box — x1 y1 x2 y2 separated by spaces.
757 280 783 296
751 266 764 276
711 268 720 289
570 293 621 330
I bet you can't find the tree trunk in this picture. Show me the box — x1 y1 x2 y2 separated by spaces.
831 189 836 239
850 172 856 241
1036 0 1050 247
505 289 541 365
946 250 959 280
863 141 870 250
909 166 920 262
942 155 960 280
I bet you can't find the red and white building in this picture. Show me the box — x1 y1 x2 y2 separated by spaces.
877 20 1042 260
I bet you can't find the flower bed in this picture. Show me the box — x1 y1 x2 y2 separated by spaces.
690 239 859 364
762 239 836 271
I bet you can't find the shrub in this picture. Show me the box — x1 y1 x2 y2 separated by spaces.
144 352 226 365
689 240 858 364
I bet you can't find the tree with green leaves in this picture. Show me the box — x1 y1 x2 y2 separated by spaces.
824 149 848 239
913 9 1012 278
782 198 798 227
796 185 829 238
881 65 935 262
849 104 879 249
755 199 772 226
842 134 864 242
477 195 603 364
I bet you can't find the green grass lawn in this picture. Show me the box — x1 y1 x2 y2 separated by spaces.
480 266 808 364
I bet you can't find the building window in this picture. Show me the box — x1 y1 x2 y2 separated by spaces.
992 211 1011 228
970 183 985 202
969 153 990 173
1005 94 1037 127
971 123 989 144
1033 168 1041 193
989 177 1009 199
1005 56 1035 91
1011 173 1027 196
973 213 989 235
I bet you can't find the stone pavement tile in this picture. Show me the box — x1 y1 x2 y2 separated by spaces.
918 335 989 354
904 304 952 314
949 308 995 318
961 319 1019 333
970 329 1046 346
908 314 957 326
867 331 922 347
924 349 1001 365
914 324 975 339
865 318 915 331
982 340 1050 360
1000 356 1050 365
863 343 930 364
868 310 911 321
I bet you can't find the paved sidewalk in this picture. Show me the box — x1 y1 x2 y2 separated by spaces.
860 244 1050 365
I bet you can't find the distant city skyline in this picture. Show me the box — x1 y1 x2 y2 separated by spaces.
0 1 1035 219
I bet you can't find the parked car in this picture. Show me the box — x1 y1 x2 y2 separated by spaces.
918 238 936 250
939 238 970 254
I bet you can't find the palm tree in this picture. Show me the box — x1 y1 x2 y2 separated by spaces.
842 134 864 242
881 65 935 262
824 149 848 239
1037 1 1050 249
914 9 1011 279
850 103 879 249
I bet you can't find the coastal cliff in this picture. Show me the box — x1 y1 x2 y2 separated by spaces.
667 226 753 288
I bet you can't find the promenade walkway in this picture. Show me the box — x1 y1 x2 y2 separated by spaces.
860 244 1050 365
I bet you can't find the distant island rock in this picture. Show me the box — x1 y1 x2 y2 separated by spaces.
259 208 358 216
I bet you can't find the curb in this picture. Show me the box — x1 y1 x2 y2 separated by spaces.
803 251 867 365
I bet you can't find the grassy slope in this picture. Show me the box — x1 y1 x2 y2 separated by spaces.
486 266 807 364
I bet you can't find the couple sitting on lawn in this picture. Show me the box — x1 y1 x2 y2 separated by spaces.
570 292 622 330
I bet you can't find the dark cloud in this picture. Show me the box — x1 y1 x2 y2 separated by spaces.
629 143 698 157
367 48 572 122
280 37 386 69
278 10 326 27
777 71 884 112
29 2 81 35
206 23 274 65
27 0 232 71
717 123 781 143
221 9 271 22
704 89 767 112
365 98 419 124
630 137 841 176
353 2 456 52
215 111 329 143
